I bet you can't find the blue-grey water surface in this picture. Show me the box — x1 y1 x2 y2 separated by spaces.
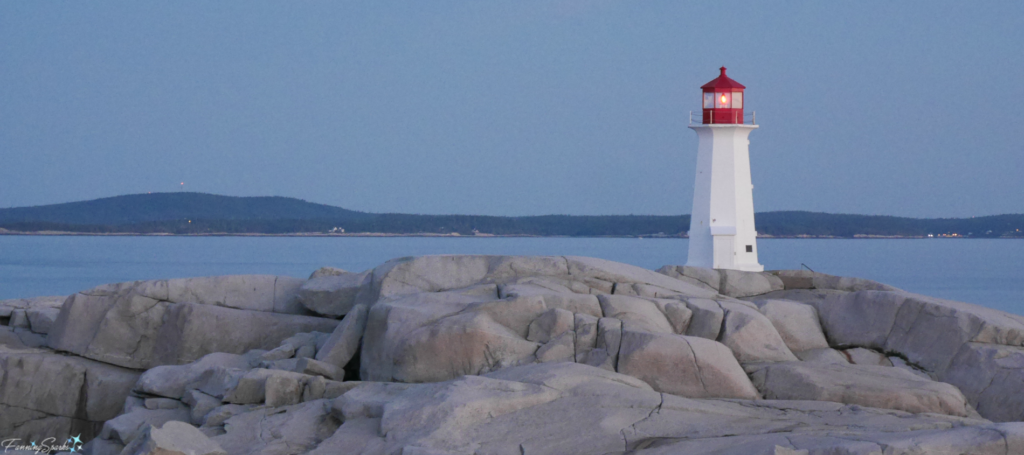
0 236 1021 315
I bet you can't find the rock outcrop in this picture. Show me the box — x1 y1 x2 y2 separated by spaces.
3 255 1023 454
756 284 1024 422
47 277 338 369
0 345 140 442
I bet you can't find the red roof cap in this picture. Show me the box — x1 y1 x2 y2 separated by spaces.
701 67 745 91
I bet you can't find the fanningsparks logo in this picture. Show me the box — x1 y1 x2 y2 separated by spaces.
1 435 83 453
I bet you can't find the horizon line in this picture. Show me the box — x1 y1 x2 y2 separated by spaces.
2 191 1022 221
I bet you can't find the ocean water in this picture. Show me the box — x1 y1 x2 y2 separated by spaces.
0 236 1022 315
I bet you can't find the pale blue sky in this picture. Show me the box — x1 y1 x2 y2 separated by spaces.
2 1 1022 217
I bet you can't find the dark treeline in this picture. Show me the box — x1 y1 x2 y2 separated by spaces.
1 193 1022 238
3 213 1024 238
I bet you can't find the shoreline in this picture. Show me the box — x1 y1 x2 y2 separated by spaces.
0 231 1017 239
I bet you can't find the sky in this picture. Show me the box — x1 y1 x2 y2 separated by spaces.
1 1 1022 218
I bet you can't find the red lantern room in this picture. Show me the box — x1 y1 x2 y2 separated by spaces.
701 67 745 124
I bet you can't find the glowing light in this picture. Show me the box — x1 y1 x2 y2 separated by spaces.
720 95 727 103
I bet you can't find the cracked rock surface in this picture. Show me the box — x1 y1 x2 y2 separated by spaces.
2 255 1024 454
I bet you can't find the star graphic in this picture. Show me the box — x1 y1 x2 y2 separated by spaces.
70 434 82 445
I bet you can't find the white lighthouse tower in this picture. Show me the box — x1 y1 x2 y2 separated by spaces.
686 67 763 272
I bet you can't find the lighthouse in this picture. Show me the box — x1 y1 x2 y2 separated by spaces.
686 67 763 272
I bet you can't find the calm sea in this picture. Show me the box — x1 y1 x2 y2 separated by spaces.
1 236 1021 315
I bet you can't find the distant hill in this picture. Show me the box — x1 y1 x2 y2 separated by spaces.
0 193 1021 238
0 193 371 225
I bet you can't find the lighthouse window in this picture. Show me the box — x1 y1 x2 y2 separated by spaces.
715 92 731 108
746 245 753 253
733 92 743 109
703 92 714 109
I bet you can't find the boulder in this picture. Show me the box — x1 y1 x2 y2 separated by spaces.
0 326 46 349
182 389 222 426
144 398 186 410
597 294 674 334
616 330 759 399
565 257 717 298
201 404 255 428
843 347 893 367
526 308 574 343
890 356 933 380
381 310 538 382
99 407 192 445
128 421 226 455
135 352 252 399
943 342 1024 422
305 361 1024 455
265 331 325 360
499 277 587 298
770 270 815 290
656 265 720 292
298 271 372 317
794 348 849 366
717 301 797 363
360 291 537 382
368 256 497 301
631 283 694 299
259 343 296 361
656 300 693 335
811 273 900 292
467 294 600 339
682 298 724 340
332 382 416 421
882 292 1023 374
719 270 784 298
309 267 348 279
769 271 899 293
212 400 340 455
8 309 29 328
0 327 27 348
154 275 307 314
25 306 61 334
0 346 140 442
535 330 575 363
769 288 1024 378
307 418 386 455
747 362 972 417
573 313 599 364
629 426 1019 455
316 304 368 370
295 357 344 380
582 317 621 371
48 283 338 369
753 299 829 352
363 254 715 311
225 369 311 405
0 403 99 448
378 375 562 448
266 374 305 407
0 295 66 317
81 437 126 455
302 377 362 401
